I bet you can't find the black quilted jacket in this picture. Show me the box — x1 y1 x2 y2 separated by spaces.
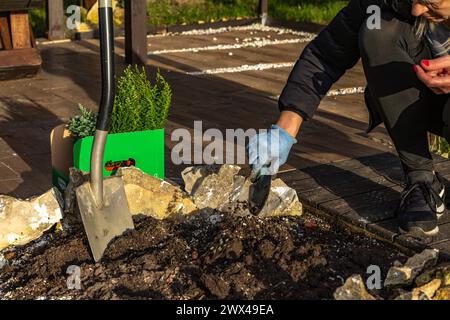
278 0 417 132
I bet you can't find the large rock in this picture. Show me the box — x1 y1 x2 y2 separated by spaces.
66 167 198 221
0 189 63 251
412 279 441 300
394 279 442 300
384 249 439 287
119 167 198 219
182 165 241 210
182 165 303 216
434 287 450 300
333 275 376 300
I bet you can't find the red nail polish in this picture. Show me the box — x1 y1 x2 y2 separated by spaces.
413 65 418 72
422 60 430 67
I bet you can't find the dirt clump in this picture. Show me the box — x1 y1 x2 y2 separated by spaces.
0 211 405 300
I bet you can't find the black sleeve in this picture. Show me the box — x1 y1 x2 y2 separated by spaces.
278 0 380 120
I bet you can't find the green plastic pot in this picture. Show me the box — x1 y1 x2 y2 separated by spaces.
73 128 165 179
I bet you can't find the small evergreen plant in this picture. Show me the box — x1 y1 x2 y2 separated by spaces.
67 104 97 139
68 66 171 138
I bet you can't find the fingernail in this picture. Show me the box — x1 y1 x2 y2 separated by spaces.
413 65 418 72
422 60 430 67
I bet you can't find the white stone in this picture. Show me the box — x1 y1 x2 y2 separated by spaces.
0 189 63 251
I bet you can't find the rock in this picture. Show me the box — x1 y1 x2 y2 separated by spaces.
443 271 450 286
0 189 63 251
63 168 87 226
200 273 230 299
182 164 303 216
415 264 450 287
393 290 413 300
333 275 376 300
406 249 439 271
412 279 441 300
434 287 450 300
415 268 436 287
182 165 241 210
0 254 6 271
256 178 303 217
384 266 413 287
384 249 439 287
436 265 450 286
119 167 198 219
394 290 429 300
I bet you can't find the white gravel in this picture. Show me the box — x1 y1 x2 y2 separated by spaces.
149 23 316 38
326 87 366 96
149 37 313 55
187 62 295 76
271 87 366 100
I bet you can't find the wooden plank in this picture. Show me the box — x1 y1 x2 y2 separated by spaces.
296 176 396 205
294 153 402 182
259 0 268 25
0 47 41 80
0 1 43 12
367 218 399 242
9 11 31 49
260 0 268 15
368 215 450 245
125 0 147 65
0 13 12 50
46 0 65 41
318 184 403 217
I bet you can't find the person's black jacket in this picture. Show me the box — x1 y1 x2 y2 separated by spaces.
278 0 416 132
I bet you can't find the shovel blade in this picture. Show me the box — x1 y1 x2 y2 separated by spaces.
76 176 134 262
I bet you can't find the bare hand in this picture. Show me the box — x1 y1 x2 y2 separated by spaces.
414 56 450 95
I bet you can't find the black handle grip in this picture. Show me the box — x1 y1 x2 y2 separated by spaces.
96 6 115 131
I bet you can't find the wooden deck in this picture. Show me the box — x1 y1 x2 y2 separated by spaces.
0 22 448 257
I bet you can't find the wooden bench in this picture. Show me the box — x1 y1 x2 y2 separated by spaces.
0 0 43 80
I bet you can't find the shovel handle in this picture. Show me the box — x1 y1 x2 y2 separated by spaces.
97 0 115 131
91 0 115 207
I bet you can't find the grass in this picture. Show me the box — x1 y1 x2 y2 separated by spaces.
146 0 348 26
29 0 348 36
269 0 348 24
146 0 259 26
29 6 47 38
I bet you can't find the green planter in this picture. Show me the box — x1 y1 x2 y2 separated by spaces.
51 126 165 192
73 129 165 179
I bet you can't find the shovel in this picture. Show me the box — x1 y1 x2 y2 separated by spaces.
75 0 134 262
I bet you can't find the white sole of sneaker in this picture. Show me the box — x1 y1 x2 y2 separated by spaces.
437 187 446 219
399 226 439 236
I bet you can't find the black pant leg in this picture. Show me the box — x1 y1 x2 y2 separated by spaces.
359 10 445 173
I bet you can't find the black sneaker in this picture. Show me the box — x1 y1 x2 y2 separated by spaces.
398 171 442 236
432 172 446 219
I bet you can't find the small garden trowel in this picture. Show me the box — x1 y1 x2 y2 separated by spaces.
249 174 273 214
75 0 134 262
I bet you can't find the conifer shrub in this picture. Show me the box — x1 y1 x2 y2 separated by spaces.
68 66 171 138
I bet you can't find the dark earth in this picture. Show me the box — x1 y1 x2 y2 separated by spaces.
0 208 407 300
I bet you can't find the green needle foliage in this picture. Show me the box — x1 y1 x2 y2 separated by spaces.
110 66 172 134
67 104 97 139
68 66 171 139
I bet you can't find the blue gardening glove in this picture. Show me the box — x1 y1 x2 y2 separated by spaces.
247 125 297 179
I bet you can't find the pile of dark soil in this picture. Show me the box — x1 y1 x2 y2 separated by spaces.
0 210 405 300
